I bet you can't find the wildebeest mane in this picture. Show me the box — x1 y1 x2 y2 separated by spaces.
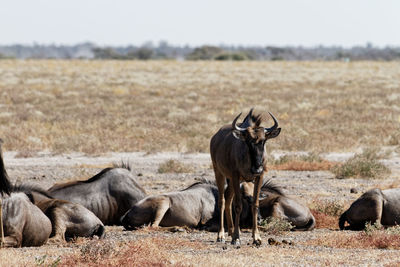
49 168 114 191
239 108 264 128
49 166 147 195
261 179 285 196
113 160 132 171
12 183 54 202
182 178 216 191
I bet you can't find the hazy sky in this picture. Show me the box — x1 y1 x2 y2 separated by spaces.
1 0 399 47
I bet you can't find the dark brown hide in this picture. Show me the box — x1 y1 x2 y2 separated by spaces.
210 108 281 246
240 181 315 231
339 188 400 230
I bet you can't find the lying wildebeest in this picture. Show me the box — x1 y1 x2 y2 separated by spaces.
339 188 400 230
14 184 105 242
239 181 315 231
210 108 281 246
48 165 147 225
0 139 52 247
121 180 218 229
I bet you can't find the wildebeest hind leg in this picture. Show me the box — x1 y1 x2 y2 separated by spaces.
151 197 170 227
214 170 226 243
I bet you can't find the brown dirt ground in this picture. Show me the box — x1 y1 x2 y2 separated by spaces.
1 150 400 266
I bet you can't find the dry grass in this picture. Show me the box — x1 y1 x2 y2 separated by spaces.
60 237 204 267
304 225 400 250
269 153 337 171
331 148 391 179
259 217 293 235
0 60 399 154
157 159 194 173
310 199 345 229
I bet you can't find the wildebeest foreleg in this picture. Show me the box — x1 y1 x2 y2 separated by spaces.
231 175 242 246
224 181 234 236
151 197 170 227
215 170 226 243
252 175 263 246
0 199 3 247
2 236 20 248
47 209 67 243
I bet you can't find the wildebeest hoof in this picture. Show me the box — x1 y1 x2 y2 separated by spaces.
253 239 262 247
216 237 225 243
168 226 186 233
231 239 241 248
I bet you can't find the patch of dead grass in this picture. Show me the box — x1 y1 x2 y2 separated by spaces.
310 199 345 229
158 159 194 173
1 60 400 154
304 230 400 250
60 237 204 267
268 153 338 171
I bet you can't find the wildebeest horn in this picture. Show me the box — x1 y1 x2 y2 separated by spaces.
241 108 254 127
232 112 246 132
264 112 278 133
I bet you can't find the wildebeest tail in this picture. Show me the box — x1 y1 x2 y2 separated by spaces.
339 210 347 230
304 215 316 231
0 139 11 195
93 224 106 239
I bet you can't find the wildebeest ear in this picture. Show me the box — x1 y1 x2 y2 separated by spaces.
266 127 281 139
232 130 246 140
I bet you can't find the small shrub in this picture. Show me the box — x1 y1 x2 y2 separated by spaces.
259 217 293 235
214 52 248 61
157 159 194 173
364 221 383 235
269 153 337 171
331 148 391 179
312 199 344 217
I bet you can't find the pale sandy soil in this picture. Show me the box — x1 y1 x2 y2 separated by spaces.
1 151 400 266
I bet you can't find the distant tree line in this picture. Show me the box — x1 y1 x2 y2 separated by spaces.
1 41 400 61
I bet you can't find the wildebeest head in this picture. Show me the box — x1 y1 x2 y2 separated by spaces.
232 109 281 175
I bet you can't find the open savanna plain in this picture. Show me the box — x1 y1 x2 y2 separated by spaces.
0 60 400 266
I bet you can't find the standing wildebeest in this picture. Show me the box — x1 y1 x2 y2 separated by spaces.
210 108 281 246
339 188 400 230
0 139 52 247
239 181 315 231
121 180 218 230
14 184 105 242
48 166 147 225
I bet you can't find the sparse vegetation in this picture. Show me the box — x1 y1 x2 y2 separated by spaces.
158 159 194 173
305 223 400 250
310 199 345 229
0 61 399 154
331 148 391 179
269 152 337 171
259 217 294 235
